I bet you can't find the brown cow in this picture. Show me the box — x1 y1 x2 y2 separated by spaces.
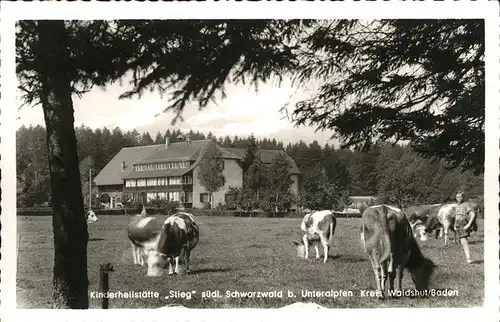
360 205 436 299
404 204 444 241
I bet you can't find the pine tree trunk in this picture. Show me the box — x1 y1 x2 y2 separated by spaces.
38 21 89 309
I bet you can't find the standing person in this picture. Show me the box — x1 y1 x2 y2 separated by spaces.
454 191 477 264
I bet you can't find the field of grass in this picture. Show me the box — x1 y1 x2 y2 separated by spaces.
16 215 484 309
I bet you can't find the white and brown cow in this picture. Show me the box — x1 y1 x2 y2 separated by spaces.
293 210 337 263
86 209 99 224
360 205 436 299
127 207 163 266
438 202 479 246
146 212 199 277
437 203 460 246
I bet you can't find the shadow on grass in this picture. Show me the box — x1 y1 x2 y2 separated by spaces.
247 244 267 248
89 237 106 241
189 268 231 275
327 254 367 263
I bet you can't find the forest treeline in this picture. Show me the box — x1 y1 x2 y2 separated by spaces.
17 124 483 210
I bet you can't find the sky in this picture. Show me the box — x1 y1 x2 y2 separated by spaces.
16 75 339 148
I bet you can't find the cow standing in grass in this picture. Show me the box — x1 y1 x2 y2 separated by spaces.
127 206 163 266
437 198 479 249
294 210 337 263
147 212 199 276
360 205 436 299
404 204 444 241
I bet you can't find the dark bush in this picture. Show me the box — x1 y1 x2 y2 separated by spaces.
17 208 52 216
164 201 181 216
17 207 363 219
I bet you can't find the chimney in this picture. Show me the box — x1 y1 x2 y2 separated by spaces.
165 137 170 149
121 161 126 172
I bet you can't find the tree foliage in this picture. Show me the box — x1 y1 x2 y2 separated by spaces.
82 19 485 174
260 153 296 214
242 134 258 173
108 20 310 123
291 19 484 174
301 164 350 211
197 142 226 208
225 186 258 212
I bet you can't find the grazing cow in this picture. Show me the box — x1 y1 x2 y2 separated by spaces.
86 209 98 224
360 205 436 299
293 210 337 263
127 207 163 266
146 212 199 276
404 204 444 241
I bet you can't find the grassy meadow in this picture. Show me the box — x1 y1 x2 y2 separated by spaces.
16 215 484 308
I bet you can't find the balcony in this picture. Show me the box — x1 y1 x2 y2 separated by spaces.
124 184 193 193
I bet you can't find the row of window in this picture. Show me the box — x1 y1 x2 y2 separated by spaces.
125 176 193 187
144 191 193 203
135 161 190 172
128 192 236 207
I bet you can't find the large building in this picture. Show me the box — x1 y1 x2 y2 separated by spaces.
94 137 301 209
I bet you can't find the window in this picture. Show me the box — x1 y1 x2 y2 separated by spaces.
158 192 167 200
168 191 180 201
219 160 225 171
146 178 157 186
157 177 167 186
182 176 193 184
125 180 136 187
137 179 146 187
200 193 211 203
147 192 157 202
185 191 193 203
169 177 181 185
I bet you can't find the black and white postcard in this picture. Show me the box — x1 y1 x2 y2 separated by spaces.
1 1 499 322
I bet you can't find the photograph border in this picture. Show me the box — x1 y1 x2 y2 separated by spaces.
1 1 499 321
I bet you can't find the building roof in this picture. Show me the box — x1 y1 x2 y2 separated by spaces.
224 148 301 175
93 144 164 186
96 140 301 186
136 140 241 165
